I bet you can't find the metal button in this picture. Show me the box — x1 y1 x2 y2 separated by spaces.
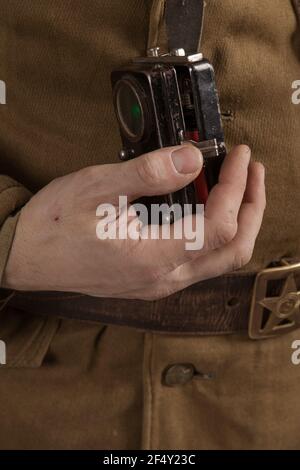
162 363 195 387
147 47 160 57
170 48 186 57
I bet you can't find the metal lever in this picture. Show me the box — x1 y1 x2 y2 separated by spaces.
178 129 224 158
186 139 220 158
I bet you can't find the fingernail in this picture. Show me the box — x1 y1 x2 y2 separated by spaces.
171 145 203 174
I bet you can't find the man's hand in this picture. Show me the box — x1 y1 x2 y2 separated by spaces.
3 144 265 300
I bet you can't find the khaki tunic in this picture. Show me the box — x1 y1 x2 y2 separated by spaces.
0 0 299 449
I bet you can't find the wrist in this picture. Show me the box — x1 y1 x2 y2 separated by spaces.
2 209 35 291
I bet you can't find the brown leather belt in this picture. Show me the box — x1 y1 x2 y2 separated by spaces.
7 259 300 339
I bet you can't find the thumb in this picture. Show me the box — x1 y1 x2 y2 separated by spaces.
115 144 203 200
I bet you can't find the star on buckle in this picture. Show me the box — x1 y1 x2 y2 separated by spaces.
249 261 300 339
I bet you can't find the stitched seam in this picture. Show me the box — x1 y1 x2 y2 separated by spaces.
149 333 155 450
9 319 49 367
19 319 57 367
17 323 49 367
8 321 44 367
142 333 155 450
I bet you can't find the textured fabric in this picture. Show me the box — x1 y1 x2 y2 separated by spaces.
0 0 299 450
0 305 59 367
1 313 300 449
0 319 144 449
142 328 300 450
0 176 31 284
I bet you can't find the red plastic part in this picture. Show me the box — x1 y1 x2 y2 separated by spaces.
185 130 209 204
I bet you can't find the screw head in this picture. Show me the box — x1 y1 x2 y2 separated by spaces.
118 149 135 161
147 47 160 57
119 149 127 161
170 48 186 57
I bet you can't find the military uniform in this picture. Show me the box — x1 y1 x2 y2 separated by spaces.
0 0 299 449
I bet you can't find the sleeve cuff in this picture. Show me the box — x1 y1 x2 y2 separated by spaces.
0 176 32 301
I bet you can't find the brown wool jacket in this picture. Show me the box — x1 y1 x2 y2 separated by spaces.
0 0 299 450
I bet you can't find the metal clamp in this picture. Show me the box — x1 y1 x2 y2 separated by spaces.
185 138 223 158
178 128 225 159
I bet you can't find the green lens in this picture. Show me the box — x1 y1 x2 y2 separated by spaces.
131 103 142 120
116 80 144 141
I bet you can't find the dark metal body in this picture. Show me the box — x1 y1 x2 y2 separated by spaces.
111 54 226 217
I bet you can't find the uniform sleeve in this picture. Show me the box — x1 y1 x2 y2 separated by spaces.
0 174 32 302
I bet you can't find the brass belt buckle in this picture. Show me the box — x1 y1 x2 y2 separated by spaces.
249 260 300 339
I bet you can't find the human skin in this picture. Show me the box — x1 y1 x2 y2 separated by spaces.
3 144 266 300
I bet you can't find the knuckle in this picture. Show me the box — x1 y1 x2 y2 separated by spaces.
231 244 254 271
136 155 165 188
212 221 238 249
75 164 108 196
78 164 100 182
